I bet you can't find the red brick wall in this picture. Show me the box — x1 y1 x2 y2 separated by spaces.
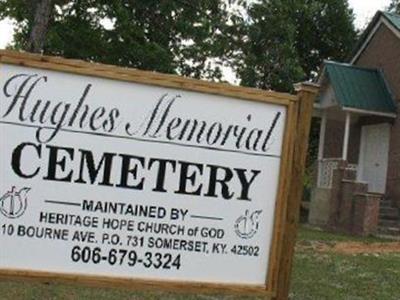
355 24 400 205
323 119 360 164
355 24 400 99
352 194 380 236
323 119 343 158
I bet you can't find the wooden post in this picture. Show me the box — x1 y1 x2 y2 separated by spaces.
273 82 318 300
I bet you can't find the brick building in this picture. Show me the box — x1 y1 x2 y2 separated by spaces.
309 11 400 236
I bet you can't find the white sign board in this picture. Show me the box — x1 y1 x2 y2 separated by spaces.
0 59 288 291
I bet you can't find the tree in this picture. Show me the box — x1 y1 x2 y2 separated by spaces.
0 0 234 79
27 0 53 53
0 0 356 88
233 0 357 92
389 0 400 13
234 1 304 92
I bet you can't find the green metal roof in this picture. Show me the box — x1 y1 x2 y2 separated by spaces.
322 61 396 114
383 11 400 31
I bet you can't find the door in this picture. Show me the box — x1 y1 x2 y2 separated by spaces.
358 123 390 193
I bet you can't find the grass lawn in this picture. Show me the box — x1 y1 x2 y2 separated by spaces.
291 227 400 300
1 226 400 300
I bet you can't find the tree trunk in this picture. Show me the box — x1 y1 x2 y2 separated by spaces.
27 0 53 53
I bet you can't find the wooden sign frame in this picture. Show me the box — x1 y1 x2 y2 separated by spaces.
0 50 317 300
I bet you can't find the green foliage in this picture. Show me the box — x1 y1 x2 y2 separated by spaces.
292 0 356 79
389 0 400 13
1 0 356 88
235 0 304 92
235 0 356 92
303 116 320 194
0 0 233 79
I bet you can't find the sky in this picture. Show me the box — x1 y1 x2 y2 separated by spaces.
348 0 392 28
0 0 393 49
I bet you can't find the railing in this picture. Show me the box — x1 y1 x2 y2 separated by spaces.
347 164 358 172
317 159 358 188
318 159 340 188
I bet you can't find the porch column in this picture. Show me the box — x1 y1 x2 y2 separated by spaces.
318 111 327 160
342 111 351 161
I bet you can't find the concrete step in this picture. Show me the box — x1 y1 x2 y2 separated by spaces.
379 219 400 228
343 169 357 181
380 200 393 208
380 214 400 221
378 226 400 236
380 206 398 214
377 199 399 236
379 207 400 220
